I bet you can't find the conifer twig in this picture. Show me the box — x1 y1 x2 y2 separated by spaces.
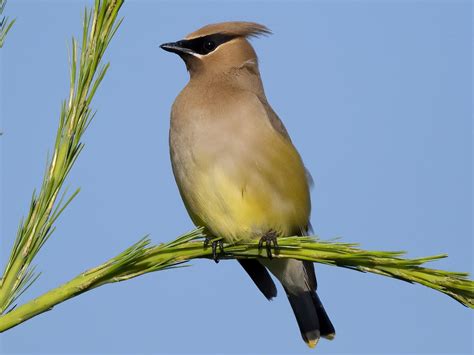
0 0 124 314
0 228 471 332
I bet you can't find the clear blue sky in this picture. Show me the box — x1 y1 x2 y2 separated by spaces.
1 0 472 353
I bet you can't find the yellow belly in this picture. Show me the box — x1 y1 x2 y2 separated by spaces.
178 131 310 243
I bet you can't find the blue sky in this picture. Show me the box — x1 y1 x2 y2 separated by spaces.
1 0 472 354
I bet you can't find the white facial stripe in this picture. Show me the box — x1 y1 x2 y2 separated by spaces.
189 52 204 59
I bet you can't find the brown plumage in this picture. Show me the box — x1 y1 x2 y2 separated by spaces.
185 21 272 40
161 21 335 348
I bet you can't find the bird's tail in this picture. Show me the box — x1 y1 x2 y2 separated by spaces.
285 288 335 348
262 258 335 348
311 290 335 340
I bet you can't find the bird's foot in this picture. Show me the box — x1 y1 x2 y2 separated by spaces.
203 237 224 263
258 230 279 259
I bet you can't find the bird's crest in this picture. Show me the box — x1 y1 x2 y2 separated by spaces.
186 21 271 40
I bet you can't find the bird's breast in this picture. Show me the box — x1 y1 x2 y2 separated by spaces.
169 88 310 242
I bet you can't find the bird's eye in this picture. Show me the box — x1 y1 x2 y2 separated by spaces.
204 40 216 51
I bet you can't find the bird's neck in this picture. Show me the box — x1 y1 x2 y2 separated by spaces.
188 59 266 97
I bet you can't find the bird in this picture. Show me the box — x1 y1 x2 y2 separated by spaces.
160 21 335 348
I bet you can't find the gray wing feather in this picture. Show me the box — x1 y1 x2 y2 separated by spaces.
257 95 314 188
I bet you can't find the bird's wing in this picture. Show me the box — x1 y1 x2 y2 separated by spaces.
257 94 314 187
257 95 292 141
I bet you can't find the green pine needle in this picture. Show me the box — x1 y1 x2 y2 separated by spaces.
0 228 472 332
0 0 124 314
0 0 15 48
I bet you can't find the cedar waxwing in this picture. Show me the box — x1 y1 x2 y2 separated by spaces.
161 21 335 348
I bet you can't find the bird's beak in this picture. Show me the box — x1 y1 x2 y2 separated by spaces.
160 41 194 56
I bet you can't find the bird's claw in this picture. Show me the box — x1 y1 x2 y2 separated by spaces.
204 237 224 263
258 230 279 259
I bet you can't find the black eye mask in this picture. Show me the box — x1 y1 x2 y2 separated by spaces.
177 33 236 55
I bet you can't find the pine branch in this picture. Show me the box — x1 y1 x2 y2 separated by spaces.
0 0 124 314
0 228 471 332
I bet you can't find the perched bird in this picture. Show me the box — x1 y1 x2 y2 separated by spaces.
161 21 335 348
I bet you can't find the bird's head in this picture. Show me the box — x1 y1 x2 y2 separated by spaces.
160 21 271 77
